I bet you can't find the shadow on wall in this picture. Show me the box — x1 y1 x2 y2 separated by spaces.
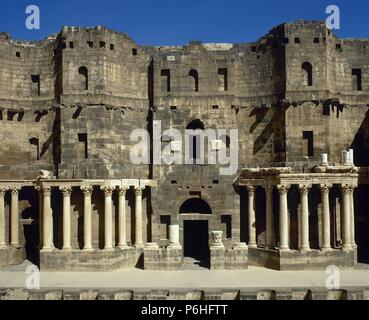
351 109 369 166
250 106 286 162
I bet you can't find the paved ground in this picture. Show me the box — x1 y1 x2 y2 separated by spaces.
1 261 369 290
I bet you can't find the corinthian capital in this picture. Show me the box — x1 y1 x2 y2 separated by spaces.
101 185 114 196
246 185 255 196
81 185 93 196
299 184 311 194
134 187 144 196
60 186 72 196
320 184 332 194
0 186 8 196
117 186 129 196
277 185 290 195
341 183 353 195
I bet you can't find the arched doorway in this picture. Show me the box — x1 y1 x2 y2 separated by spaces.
180 198 211 269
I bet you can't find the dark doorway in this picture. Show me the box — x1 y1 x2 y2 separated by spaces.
183 220 209 268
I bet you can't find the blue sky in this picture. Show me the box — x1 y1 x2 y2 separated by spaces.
0 0 368 45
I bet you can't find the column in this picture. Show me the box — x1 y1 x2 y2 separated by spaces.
42 186 54 251
0 187 8 248
320 184 332 251
134 187 144 247
168 225 181 248
277 185 290 251
265 185 275 249
117 186 128 248
247 186 257 248
341 184 352 251
101 186 114 251
10 186 21 247
60 186 72 251
299 184 311 251
35 186 43 249
350 186 357 248
81 186 93 251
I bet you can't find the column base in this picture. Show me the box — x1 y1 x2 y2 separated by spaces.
41 247 55 253
62 247 72 252
299 246 311 252
279 248 290 253
351 243 358 249
10 243 21 249
83 247 94 252
134 243 144 249
0 244 8 250
342 245 353 252
103 248 115 252
321 247 333 252
117 244 129 249
248 243 257 249
168 244 181 249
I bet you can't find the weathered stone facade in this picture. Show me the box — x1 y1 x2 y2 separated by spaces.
1 20 369 271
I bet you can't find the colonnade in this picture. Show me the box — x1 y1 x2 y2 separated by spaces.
245 183 357 252
0 183 148 252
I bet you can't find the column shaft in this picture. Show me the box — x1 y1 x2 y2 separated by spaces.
278 185 290 251
10 187 21 247
350 188 357 248
134 187 144 247
117 187 128 248
42 186 54 251
0 187 7 248
81 186 93 251
299 185 311 251
247 186 257 248
60 186 72 251
321 184 332 251
265 186 275 249
102 186 114 251
341 184 352 251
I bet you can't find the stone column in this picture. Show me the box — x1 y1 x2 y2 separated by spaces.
168 224 180 248
277 185 290 251
265 185 275 249
117 186 128 248
341 184 352 251
81 186 93 251
10 186 21 247
101 186 114 251
246 186 257 248
299 185 311 251
350 186 357 248
134 187 144 247
320 184 332 251
42 186 54 251
60 186 72 251
0 187 8 248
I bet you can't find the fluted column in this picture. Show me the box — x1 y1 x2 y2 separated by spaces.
0 187 8 248
10 186 21 247
101 186 114 251
60 186 72 251
350 186 357 248
134 187 144 247
247 186 257 248
320 184 332 251
341 184 352 251
81 186 93 251
117 186 128 248
42 186 54 251
277 185 290 251
299 184 311 251
265 186 275 249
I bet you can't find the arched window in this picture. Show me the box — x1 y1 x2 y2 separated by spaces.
188 69 199 92
302 62 313 86
179 198 212 214
186 119 205 162
78 66 88 91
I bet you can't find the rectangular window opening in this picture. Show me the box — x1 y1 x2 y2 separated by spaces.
31 75 40 96
161 69 171 92
217 68 228 91
78 133 88 159
352 68 362 91
221 215 232 239
302 131 314 157
160 215 171 240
